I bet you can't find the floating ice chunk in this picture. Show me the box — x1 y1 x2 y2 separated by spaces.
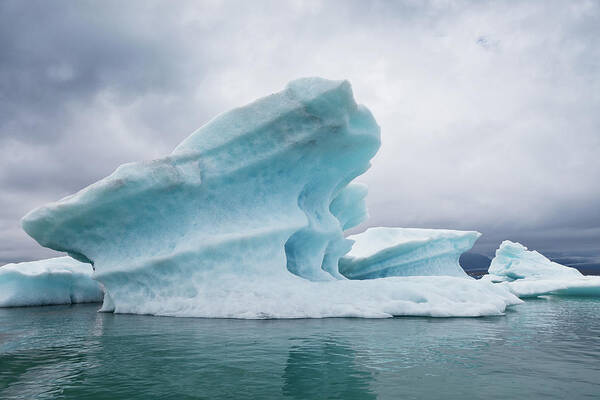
22 78 519 318
0 257 103 307
487 240 583 281
497 278 600 298
483 241 600 298
339 227 480 279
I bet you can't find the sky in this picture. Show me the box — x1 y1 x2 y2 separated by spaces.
1 0 599 265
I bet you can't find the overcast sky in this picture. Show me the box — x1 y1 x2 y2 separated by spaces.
1 0 599 264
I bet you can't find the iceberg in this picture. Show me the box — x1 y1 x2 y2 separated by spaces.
339 227 479 279
483 241 600 298
0 257 103 307
22 77 520 318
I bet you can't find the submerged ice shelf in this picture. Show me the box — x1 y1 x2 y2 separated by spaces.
339 227 479 279
483 241 600 298
0 257 103 307
21 77 520 318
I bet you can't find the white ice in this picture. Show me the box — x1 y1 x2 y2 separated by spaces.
483 241 600 298
339 227 480 279
0 257 103 307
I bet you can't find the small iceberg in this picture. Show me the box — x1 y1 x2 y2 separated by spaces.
0 257 103 307
483 241 600 298
339 227 480 279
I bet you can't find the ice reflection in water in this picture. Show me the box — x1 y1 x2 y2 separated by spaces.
283 338 376 399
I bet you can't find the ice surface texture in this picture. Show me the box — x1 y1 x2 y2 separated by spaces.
484 241 600 298
22 78 519 318
339 227 480 279
0 257 103 307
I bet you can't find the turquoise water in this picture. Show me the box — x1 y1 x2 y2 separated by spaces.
1 298 599 399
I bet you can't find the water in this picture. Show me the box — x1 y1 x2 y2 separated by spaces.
1 298 599 399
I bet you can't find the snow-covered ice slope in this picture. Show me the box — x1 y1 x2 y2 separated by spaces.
483 241 600 298
0 257 103 307
22 78 520 318
339 227 479 279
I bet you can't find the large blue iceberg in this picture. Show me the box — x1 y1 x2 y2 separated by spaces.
0 257 103 307
483 241 600 298
339 227 480 279
22 78 520 318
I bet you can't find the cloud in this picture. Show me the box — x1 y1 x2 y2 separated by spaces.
1 0 599 263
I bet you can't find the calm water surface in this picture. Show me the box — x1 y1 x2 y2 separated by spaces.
1 298 599 399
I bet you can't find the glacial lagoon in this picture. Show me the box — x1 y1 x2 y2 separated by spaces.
1 298 599 400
